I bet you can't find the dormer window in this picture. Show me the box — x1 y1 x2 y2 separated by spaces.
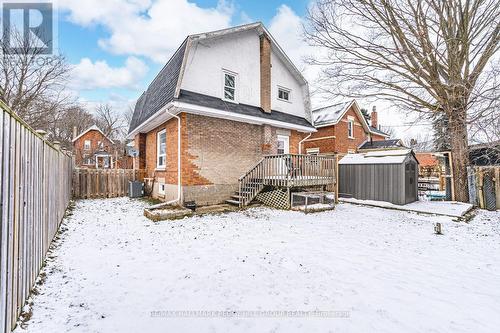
223 71 236 102
278 87 291 102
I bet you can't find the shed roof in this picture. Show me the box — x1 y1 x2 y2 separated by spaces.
339 149 416 165
358 139 405 150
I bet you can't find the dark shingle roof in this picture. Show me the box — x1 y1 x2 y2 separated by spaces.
128 40 187 133
176 90 314 128
359 139 404 150
369 126 389 136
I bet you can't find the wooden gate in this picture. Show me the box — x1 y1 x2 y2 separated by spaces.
72 168 146 199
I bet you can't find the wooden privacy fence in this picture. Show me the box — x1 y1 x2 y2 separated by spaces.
0 101 73 333
72 168 146 199
468 166 499 210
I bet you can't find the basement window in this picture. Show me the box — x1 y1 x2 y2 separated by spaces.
158 183 166 195
223 71 236 101
278 87 291 102
157 129 166 168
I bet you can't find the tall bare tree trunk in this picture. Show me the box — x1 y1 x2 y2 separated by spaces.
448 107 469 202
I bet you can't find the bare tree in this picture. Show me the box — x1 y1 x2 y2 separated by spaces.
0 30 70 128
306 0 499 202
95 104 127 140
379 125 396 139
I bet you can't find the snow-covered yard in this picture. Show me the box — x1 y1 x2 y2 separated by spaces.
15 198 500 333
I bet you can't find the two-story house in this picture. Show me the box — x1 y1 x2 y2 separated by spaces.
303 101 390 155
127 23 318 206
73 125 115 169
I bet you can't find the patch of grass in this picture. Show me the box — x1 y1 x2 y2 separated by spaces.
139 196 163 205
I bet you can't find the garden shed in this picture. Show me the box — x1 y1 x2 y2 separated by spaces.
338 149 419 205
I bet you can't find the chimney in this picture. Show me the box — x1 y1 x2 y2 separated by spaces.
73 126 78 140
371 106 378 129
260 34 272 113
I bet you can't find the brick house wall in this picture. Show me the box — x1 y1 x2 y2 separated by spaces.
304 105 384 154
137 112 307 205
74 130 114 168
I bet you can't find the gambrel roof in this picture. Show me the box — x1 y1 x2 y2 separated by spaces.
128 22 313 137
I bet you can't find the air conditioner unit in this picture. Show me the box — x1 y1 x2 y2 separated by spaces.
129 181 144 198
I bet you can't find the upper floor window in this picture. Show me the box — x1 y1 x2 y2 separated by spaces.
157 129 166 168
347 118 354 138
84 140 91 150
223 71 236 101
97 141 103 149
278 87 291 102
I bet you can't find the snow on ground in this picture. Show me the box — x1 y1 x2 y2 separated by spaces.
341 197 473 217
15 198 500 333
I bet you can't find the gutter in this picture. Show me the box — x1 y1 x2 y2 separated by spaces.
298 133 312 154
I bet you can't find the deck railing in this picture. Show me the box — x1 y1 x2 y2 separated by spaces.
238 154 337 207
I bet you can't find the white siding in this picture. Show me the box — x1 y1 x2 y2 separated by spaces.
270 51 306 118
181 30 260 106
180 29 308 119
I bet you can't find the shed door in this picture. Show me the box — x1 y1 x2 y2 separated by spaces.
405 162 417 202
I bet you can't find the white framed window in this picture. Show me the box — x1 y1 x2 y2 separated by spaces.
157 129 166 168
277 135 290 155
347 118 354 138
84 140 91 150
158 183 166 195
83 155 93 165
222 70 237 102
278 87 291 102
97 141 104 149
306 148 320 155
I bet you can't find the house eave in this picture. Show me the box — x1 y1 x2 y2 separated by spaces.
127 102 316 139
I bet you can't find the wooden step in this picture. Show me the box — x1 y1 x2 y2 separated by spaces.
225 199 240 206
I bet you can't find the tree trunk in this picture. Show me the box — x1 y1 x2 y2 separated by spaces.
448 107 470 202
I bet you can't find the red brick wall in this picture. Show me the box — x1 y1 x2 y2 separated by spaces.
303 105 385 154
142 113 308 202
73 130 114 168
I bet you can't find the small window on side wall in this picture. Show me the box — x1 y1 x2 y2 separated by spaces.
347 119 354 138
278 87 291 102
306 148 320 156
223 71 236 101
157 129 166 168
158 183 166 195
84 140 91 150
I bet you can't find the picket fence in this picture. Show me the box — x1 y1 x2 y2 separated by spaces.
0 101 73 333
72 168 146 199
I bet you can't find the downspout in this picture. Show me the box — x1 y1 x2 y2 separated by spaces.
165 106 182 205
298 133 312 154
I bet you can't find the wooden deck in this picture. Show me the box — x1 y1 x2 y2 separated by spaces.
238 154 337 207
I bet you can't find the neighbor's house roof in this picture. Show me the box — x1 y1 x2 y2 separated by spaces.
128 22 314 138
358 139 405 151
312 100 389 138
415 153 440 167
72 125 114 144
339 149 417 165
469 140 500 166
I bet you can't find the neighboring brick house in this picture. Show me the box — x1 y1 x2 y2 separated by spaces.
73 125 116 169
127 23 316 205
303 100 389 155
